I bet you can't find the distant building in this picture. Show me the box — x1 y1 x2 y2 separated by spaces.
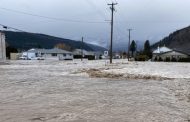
20 48 73 60
10 53 22 60
153 46 172 54
113 53 121 59
0 32 6 61
73 49 99 60
152 46 189 61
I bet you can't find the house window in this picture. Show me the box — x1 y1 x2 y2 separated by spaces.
52 53 57 56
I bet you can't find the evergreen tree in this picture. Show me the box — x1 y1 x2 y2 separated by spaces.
143 40 152 59
130 40 136 57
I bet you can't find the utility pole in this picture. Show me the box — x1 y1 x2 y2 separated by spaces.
81 37 84 61
108 2 117 64
0 32 3 60
127 29 132 61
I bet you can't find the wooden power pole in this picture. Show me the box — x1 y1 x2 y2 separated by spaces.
81 37 84 61
108 2 117 64
128 29 132 61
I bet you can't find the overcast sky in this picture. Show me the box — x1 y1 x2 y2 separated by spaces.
0 0 190 49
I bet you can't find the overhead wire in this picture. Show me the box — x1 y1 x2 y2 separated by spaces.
0 1 116 47
0 7 108 24
83 0 111 45
0 23 26 32
84 0 110 20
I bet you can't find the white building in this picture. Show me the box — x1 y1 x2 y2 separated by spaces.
153 46 172 54
73 49 104 60
152 46 189 61
73 49 96 60
0 32 6 61
21 48 73 60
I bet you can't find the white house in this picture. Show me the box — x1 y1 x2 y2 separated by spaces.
153 46 172 54
21 48 73 60
73 49 105 60
0 32 6 61
73 49 96 60
152 46 189 61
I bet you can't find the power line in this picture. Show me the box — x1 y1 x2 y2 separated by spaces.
85 0 108 19
0 7 108 24
0 24 26 32
104 0 109 4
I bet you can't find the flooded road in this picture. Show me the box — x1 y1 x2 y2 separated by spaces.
0 60 190 122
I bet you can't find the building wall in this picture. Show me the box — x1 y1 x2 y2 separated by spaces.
43 54 61 60
160 51 188 60
153 51 189 61
21 49 74 60
58 54 73 60
22 52 36 59
10 53 21 60
43 53 73 60
0 32 6 61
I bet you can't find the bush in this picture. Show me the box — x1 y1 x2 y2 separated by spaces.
135 55 149 61
158 57 163 62
178 58 190 62
154 57 158 61
84 55 95 60
165 57 171 62
99 55 102 59
74 55 95 60
171 58 177 62
74 55 82 59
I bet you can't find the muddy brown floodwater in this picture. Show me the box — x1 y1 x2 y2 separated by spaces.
0 60 190 122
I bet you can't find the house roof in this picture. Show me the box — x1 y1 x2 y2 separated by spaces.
153 46 172 54
27 48 73 54
157 49 190 56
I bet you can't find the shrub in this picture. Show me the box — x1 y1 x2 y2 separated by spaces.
178 58 190 62
84 55 95 60
135 55 149 61
158 57 163 61
154 57 158 61
165 57 171 62
171 58 177 62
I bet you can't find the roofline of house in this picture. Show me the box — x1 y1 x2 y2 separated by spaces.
26 48 73 54
156 50 190 56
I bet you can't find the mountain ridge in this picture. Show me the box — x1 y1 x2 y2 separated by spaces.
151 26 190 53
4 31 107 52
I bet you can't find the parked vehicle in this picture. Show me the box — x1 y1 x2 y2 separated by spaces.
30 56 45 60
19 56 28 60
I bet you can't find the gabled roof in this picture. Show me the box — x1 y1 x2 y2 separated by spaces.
156 49 190 56
153 46 172 54
27 48 73 54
